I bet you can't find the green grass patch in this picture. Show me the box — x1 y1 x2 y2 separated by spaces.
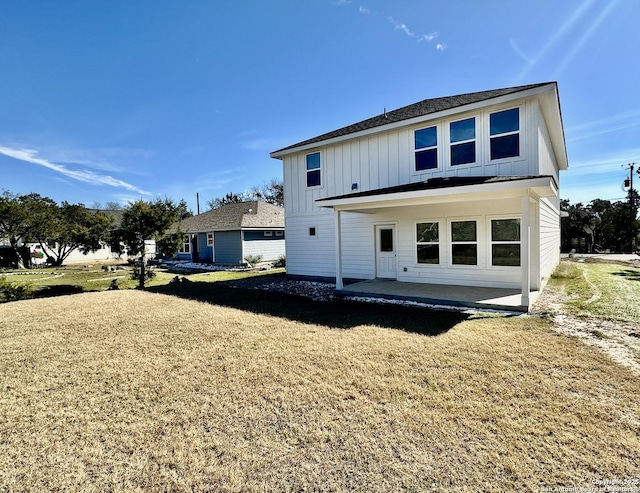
548 259 640 322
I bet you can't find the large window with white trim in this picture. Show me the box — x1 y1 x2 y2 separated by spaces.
306 152 321 187
451 220 477 265
491 218 521 266
414 126 438 171
416 222 440 264
490 108 520 160
450 117 476 166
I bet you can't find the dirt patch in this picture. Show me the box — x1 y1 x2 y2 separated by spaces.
531 281 640 375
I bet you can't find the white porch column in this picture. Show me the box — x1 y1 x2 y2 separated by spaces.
521 194 531 307
334 208 343 290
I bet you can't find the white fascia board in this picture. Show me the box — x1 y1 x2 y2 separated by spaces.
317 177 557 211
271 83 558 159
538 86 569 170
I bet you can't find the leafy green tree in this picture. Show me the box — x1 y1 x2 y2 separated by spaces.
118 198 185 288
0 191 33 268
29 202 115 266
207 178 284 210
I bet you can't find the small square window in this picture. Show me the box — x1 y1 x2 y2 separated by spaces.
264 231 273 237
309 227 316 237
275 231 284 237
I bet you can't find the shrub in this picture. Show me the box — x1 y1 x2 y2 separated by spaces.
130 265 156 284
244 254 263 266
273 254 286 268
0 276 33 303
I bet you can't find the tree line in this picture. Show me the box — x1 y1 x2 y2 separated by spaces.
0 191 191 272
561 192 639 253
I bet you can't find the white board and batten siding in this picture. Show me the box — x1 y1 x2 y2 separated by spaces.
281 92 563 289
242 236 286 262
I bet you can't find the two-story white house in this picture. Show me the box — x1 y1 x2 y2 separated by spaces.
270 82 567 311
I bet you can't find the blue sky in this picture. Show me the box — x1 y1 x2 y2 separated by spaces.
1 0 639 212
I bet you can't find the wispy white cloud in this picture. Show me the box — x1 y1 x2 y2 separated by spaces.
566 108 640 142
0 145 150 195
359 6 370 14
332 0 351 5
388 17 444 50
388 16 414 38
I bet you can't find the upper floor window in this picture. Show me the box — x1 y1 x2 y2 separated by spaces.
450 117 476 166
490 108 519 160
414 126 438 171
416 222 440 264
491 218 520 266
306 152 321 187
451 220 477 265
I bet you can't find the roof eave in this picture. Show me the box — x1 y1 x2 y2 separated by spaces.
316 176 557 211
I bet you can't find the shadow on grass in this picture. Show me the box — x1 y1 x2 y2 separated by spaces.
147 281 468 336
613 269 640 281
32 284 84 299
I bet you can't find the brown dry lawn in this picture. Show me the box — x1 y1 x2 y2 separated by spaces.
0 285 638 492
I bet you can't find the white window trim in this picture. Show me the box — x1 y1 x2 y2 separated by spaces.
264 231 273 237
449 117 477 168
487 215 522 269
275 230 284 237
448 218 480 268
305 151 322 189
414 220 443 266
207 232 214 246
178 234 191 254
489 106 521 162
413 124 440 174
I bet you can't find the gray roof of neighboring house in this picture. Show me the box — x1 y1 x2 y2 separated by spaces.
272 82 553 155
174 201 284 233
316 175 555 203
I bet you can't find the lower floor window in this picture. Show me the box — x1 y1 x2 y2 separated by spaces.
178 234 190 254
416 222 439 264
451 220 477 265
491 218 520 266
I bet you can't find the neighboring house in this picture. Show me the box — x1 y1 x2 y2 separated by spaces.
270 82 568 310
172 201 285 264
3 209 145 266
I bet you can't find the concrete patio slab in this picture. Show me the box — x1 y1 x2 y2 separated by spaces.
339 279 538 312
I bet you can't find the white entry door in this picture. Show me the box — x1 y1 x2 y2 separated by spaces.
375 225 397 279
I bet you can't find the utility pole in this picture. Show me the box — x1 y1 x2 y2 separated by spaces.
624 163 636 253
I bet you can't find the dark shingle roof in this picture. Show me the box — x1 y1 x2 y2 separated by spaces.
317 176 555 203
272 83 552 155
174 201 284 233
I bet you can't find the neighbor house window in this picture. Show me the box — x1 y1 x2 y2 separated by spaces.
178 234 190 254
306 152 321 187
490 108 519 160
207 233 213 246
264 231 273 237
451 220 477 265
275 231 284 237
450 117 476 166
414 126 438 171
491 218 521 266
416 222 440 264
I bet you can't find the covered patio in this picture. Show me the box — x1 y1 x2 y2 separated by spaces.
340 279 540 312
